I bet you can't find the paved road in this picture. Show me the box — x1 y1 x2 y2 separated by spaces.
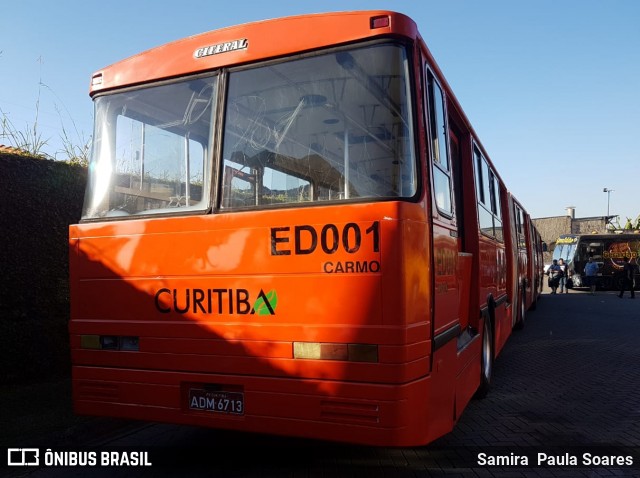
6 288 640 477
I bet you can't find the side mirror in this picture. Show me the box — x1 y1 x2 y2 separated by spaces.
542 242 548 252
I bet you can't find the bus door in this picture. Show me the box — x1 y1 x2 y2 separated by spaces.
425 66 466 435
426 68 462 341
448 129 472 331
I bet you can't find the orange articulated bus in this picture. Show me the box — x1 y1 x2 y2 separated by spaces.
69 10 542 447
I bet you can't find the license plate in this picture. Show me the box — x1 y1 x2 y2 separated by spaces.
188 389 244 415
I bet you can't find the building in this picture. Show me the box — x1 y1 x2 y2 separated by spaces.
532 207 615 264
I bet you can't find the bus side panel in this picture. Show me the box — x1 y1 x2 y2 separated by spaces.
455 335 482 419
504 195 518 327
424 340 458 442
477 235 509 357
431 223 461 336
426 220 460 441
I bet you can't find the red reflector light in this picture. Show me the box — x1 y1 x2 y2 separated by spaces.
370 15 390 29
91 73 103 86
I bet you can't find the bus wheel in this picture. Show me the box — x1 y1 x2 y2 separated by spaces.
474 316 494 399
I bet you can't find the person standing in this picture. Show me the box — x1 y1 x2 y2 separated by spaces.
583 257 599 295
618 257 636 299
558 258 570 293
547 259 562 294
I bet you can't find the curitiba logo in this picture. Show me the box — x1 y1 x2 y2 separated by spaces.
253 289 278 316
154 288 278 316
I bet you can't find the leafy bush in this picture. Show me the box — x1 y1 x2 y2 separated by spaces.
0 152 86 384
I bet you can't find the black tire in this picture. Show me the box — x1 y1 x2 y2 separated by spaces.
474 316 494 399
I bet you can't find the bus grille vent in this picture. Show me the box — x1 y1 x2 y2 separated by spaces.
320 399 379 424
77 381 120 402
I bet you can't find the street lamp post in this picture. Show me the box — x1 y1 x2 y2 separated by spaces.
603 188 613 217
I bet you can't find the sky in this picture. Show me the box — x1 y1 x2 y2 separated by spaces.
1 0 639 224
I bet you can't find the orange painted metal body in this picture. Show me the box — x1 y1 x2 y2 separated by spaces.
70 10 541 446
71 202 441 446
89 11 417 96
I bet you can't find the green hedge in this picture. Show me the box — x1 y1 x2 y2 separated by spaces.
0 153 86 384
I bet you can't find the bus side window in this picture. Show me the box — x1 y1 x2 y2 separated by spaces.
474 147 493 237
490 171 503 242
589 243 603 261
426 68 453 216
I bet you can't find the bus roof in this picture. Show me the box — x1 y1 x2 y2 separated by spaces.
89 10 417 96
558 232 640 241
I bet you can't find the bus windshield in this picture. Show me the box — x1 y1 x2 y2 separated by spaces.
221 43 416 207
83 76 218 219
552 242 577 263
82 42 416 219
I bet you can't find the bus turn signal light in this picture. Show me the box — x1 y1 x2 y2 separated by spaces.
370 15 390 29
293 342 378 362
